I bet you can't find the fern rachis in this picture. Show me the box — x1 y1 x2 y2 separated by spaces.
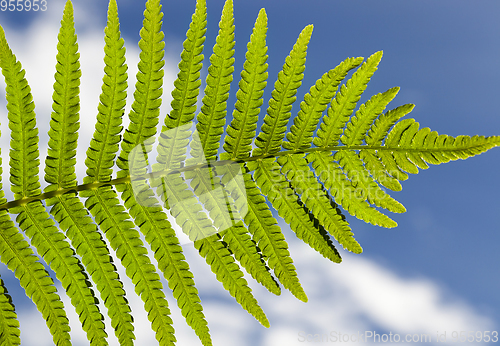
0 0 499 345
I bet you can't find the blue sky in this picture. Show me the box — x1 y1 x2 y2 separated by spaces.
0 1 499 345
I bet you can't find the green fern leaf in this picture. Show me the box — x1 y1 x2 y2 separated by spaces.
78 1 136 344
0 79 65 346
217 8 287 295
241 170 307 302
158 0 206 170
250 158 343 261
277 153 362 254
335 87 406 213
44 0 81 191
381 119 500 172
43 2 109 344
222 8 268 161
361 103 415 191
277 58 372 254
341 86 400 146
310 150 398 228
218 221 281 296
0 277 20 346
123 184 212 346
13 203 105 345
194 0 235 161
283 57 364 151
0 213 71 346
115 0 212 344
0 22 75 346
83 186 175 346
306 52 400 227
314 51 382 148
154 167 270 326
188 0 280 301
253 24 313 157
194 235 271 327
151 0 270 330
0 2 499 345
82 4 176 344
241 22 317 302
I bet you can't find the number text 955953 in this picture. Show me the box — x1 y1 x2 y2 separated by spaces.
1 0 47 11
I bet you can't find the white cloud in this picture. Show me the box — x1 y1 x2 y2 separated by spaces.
0 3 495 346
327 254 490 335
15 233 494 346
204 234 494 346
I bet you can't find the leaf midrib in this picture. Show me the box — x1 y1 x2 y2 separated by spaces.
1 141 496 210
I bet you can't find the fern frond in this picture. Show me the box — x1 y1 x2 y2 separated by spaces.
217 10 308 299
80 2 140 345
146 4 216 313
341 86 399 146
184 0 280 301
238 170 307 301
0 103 69 346
140 2 255 337
158 0 206 170
238 23 318 301
334 150 405 213
2 37 103 339
155 168 270 327
185 156 281 297
0 24 74 346
0 2 499 345
306 51 400 227
48 195 127 344
283 57 364 151
14 203 106 345
310 151 398 228
335 87 406 213
250 158 344 261
83 186 176 346
0 34 38 199
195 235 270 327
68 2 137 345
222 8 268 161
276 59 376 253
215 7 285 294
219 221 281 296
0 213 71 346
82 2 176 344
360 105 413 184
0 152 17 346
380 119 500 172
41 3 110 344
253 24 313 157
194 0 235 161
83 0 127 184
116 0 164 167
44 0 81 191
115 0 211 344
277 153 362 254
361 103 415 191
314 51 382 148
122 183 211 346
0 275 20 346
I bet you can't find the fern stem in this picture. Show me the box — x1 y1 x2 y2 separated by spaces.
1 137 499 211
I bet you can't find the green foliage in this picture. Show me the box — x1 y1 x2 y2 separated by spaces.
0 0 499 345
